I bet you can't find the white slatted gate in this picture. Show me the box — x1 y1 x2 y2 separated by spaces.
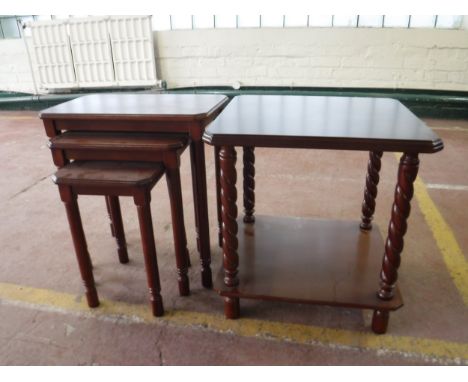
28 15 159 91
29 20 77 89
108 16 158 86
68 17 115 87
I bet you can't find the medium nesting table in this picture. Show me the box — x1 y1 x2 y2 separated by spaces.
203 95 444 334
40 93 229 288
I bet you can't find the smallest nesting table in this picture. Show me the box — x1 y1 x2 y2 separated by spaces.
203 95 443 334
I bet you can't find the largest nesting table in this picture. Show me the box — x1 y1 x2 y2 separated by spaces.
40 93 229 288
203 95 444 334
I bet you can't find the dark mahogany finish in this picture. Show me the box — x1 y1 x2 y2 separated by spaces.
378 153 420 301
41 94 230 288
49 132 191 295
203 95 443 153
372 310 390 334
49 131 186 153
243 146 255 223
360 151 383 230
59 185 99 308
54 161 167 316
215 144 256 250
219 147 239 287
219 145 240 318
40 93 228 121
203 95 443 334
213 216 403 311
105 196 116 237
107 195 129 264
214 146 223 248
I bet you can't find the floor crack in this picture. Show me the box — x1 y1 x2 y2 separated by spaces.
8 174 51 201
158 349 163 366
154 322 167 365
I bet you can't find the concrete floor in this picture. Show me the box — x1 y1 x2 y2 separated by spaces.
0 111 467 365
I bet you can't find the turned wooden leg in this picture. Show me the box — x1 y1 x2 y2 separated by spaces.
134 192 164 317
360 151 383 231
220 146 240 318
378 153 419 301
243 146 255 223
107 195 129 264
190 139 212 288
215 146 223 247
372 309 390 334
166 166 190 297
224 296 240 319
190 143 201 254
59 186 99 308
105 196 116 237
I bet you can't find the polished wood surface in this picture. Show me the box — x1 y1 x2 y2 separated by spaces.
40 93 228 121
107 195 129 264
242 146 255 223
360 151 383 231
59 186 99 308
42 93 230 290
190 140 213 288
53 159 193 317
203 95 443 153
207 95 443 333
53 161 165 187
105 196 116 237
50 133 192 294
219 146 239 288
372 310 390 334
50 132 186 151
165 162 190 296
49 132 188 165
134 191 165 317
378 153 419 301
214 216 403 311
214 146 223 248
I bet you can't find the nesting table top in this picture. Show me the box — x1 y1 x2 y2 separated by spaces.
203 95 443 153
40 93 229 122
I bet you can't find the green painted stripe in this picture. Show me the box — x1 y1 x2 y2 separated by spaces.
1 87 468 118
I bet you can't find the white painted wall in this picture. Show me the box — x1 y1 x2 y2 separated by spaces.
0 39 37 94
1 27 468 94
155 28 468 91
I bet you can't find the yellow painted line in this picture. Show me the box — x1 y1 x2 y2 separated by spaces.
0 282 466 364
0 116 37 120
431 126 468 132
426 183 468 192
393 153 468 305
414 177 468 305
